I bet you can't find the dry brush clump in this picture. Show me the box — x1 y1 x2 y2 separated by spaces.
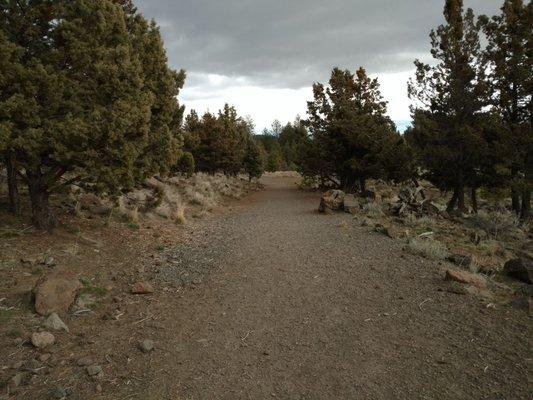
405 237 449 261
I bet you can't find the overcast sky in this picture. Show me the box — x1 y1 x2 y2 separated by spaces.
134 0 502 132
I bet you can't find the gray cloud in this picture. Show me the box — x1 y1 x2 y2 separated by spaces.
134 0 502 89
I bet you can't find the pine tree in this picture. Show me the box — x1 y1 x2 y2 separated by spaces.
0 0 162 228
407 0 488 213
306 67 406 192
243 139 263 180
480 0 532 220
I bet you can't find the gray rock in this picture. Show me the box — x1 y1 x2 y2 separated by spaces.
138 339 155 353
43 256 56 267
86 365 103 377
31 332 55 349
43 313 69 332
503 257 533 284
52 385 72 399
76 357 93 367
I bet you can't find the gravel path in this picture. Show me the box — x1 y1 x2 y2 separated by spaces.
144 176 529 400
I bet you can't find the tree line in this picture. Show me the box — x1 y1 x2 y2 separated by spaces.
260 0 531 221
1 0 531 230
0 0 262 229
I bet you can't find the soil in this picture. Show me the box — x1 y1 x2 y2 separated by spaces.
0 176 530 400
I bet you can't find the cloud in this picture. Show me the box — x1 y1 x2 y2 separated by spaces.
134 0 503 129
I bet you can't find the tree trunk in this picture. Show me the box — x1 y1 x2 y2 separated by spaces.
520 187 531 222
446 187 459 213
4 151 20 216
457 185 466 212
27 171 56 230
471 187 478 213
359 177 366 194
511 168 521 215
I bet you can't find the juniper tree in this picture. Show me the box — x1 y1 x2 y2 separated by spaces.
243 138 263 180
480 0 532 220
407 0 488 213
0 0 177 229
306 67 408 192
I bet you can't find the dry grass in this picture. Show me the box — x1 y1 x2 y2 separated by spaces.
405 238 449 260
468 210 521 239
362 202 384 218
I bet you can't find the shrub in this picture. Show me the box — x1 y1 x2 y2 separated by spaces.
469 210 520 238
405 238 448 260
362 202 384 218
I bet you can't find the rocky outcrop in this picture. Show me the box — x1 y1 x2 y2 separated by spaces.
33 269 82 316
318 190 345 213
343 194 360 214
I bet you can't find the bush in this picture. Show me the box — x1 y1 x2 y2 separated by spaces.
469 210 520 238
175 152 195 177
405 238 448 260
362 202 384 218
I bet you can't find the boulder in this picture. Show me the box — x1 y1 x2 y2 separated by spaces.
33 269 82 316
43 313 69 332
343 195 360 214
318 190 345 213
131 281 154 294
31 332 55 349
445 269 486 289
503 256 533 284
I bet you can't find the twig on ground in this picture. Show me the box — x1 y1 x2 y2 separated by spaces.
418 298 432 311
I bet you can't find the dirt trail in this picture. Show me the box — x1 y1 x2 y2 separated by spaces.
122 176 529 400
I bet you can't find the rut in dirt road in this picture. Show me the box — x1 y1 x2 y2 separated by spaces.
146 176 529 400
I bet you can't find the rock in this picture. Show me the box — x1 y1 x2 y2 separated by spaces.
76 357 93 367
52 385 72 399
42 255 56 267
131 281 154 294
343 195 360 214
503 257 533 284
72 294 97 311
446 253 474 269
138 339 154 353
398 187 414 203
39 353 51 363
9 373 25 389
379 224 407 240
31 332 55 349
445 269 487 289
43 313 69 332
86 365 103 377
78 193 110 216
33 269 82 316
318 190 345 213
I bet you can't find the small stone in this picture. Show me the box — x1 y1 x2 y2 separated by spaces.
76 357 93 367
10 373 25 388
43 313 69 332
12 361 24 369
52 385 71 399
131 281 154 294
86 364 103 377
31 332 55 349
43 256 56 267
39 353 51 363
138 339 154 353
95 384 102 393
